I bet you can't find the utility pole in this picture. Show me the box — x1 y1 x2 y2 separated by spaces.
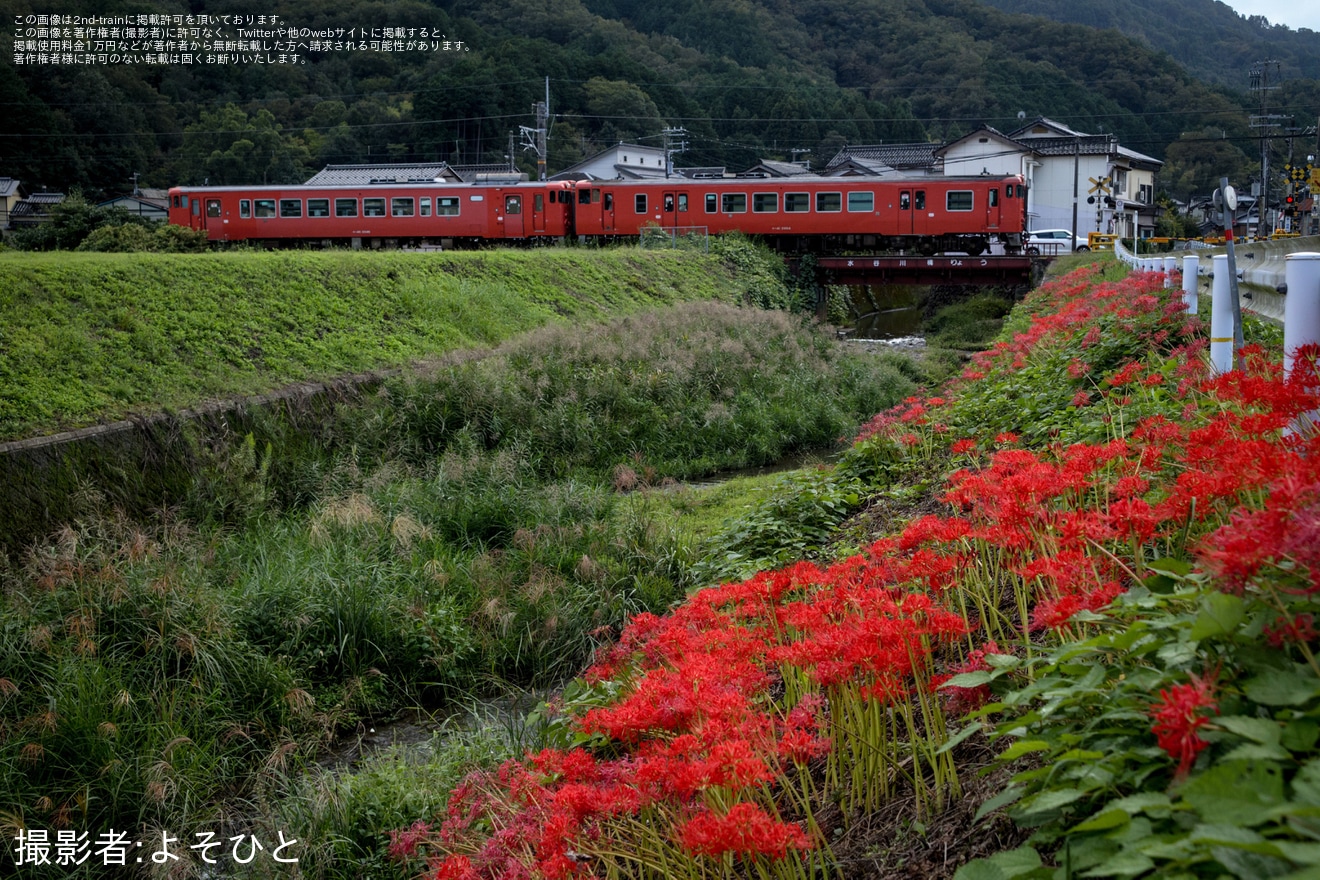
1249 60 1288 237
520 77 549 180
661 126 688 178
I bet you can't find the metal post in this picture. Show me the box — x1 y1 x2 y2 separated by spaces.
1219 177 1245 370
1284 252 1320 433
1182 253 1199 315
1071 137 1080 252
1211 254 1235 374
1164 255 1176 289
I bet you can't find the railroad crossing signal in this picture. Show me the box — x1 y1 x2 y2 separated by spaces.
1284 163 1320 195
1087 176 1112 195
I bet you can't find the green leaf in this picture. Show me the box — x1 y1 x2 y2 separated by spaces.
1071 809 1131 832
1190 592 1245 640
1221 742 1293 761
1181 761 1286 826
1108 792 1174 815
1000 740 1052 760
937 721 983 755
1218 715 1283 745
943 670 995 689
1293 759 1320 806
1244 672 1320 707
1017 787 1087 818
1146 557 1194 576
975 786 1026 822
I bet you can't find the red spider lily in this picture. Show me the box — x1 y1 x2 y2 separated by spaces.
1150 674 1218 778
676 802 813 860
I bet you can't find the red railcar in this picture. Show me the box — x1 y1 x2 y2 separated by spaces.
567 175 1027 255
167 181 575 246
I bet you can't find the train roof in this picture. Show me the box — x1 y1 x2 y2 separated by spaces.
168 180 574 193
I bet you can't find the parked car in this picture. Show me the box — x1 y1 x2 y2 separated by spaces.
1025 228 1089 254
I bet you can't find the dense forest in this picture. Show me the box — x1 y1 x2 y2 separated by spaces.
1 0 1317 202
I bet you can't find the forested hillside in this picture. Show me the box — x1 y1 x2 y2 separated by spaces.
1 0 1315 201
979 0 1320 85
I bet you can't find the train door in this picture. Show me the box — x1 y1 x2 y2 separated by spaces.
899 190 913 235
202 197 224 237
662 191 677 228
502 194 524 238
532 191 546 233
911 189 930 236
600 189 614 233
985 186 1001 231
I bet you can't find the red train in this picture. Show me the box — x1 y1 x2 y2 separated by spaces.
167 175 1027 255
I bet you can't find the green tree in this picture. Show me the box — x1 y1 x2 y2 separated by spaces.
175 104 311 185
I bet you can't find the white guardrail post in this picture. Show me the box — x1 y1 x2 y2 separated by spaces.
1164 256 1176 289
1182 253 1199 315
1210 254 1234 374
1285 253 1320 433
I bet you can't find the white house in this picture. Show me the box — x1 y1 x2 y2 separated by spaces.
555 143 670 180
1006 118 1162 240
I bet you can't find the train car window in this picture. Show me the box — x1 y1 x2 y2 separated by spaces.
363 198 386 217
505 195 522 215
592 188 601 203
206 199 221 218
534 194 544 212
579 189 592 205
753 193 778 213
172 195 181 208
678 194 688 212
900 192 911 210
192 200 200 216
914 191 926 210
1004 186 1014 199
254 199 276 218
847 192 874 213
240 200 251 219
280 199 302 218
1016 185 1026 199
437 197 459 216
988 189 999 207
635 194 647 213
785 193 810 212
391 197 415 217
419 198 431 217
946 191 974 211
816 192 842 212
664 194 674 212
705 194 717 213
721 193 747 213
335 198 358 217
308 199 330 217
604 193 613 210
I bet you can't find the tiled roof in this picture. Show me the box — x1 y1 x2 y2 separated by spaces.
304 164 452 185
0 177 21 198
26 192 66 204
826 143 941 171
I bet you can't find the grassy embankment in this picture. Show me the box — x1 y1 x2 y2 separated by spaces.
0 243 925 879
0 246 789 442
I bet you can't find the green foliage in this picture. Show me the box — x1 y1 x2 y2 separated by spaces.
7 193 154 251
